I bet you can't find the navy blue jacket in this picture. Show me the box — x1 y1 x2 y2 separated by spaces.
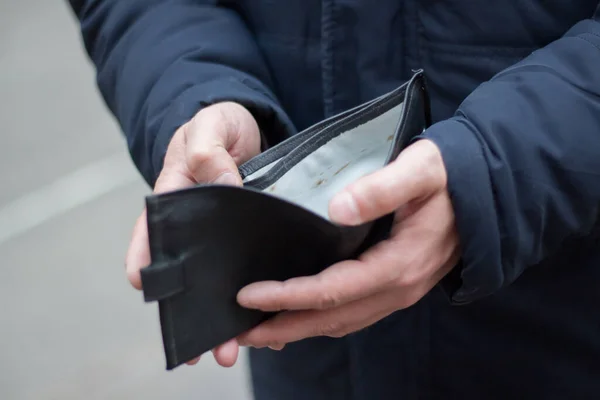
69 1 600 399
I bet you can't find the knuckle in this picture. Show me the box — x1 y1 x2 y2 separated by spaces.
269 298 285 312
394 270 420 288
187 148 214 173
328 330 349 339
267 343 285 351
373 188 397 214
271 282 292 312
348 187 373 220
242 335 268 349
350 183 394 220
420 141 446 187
193 102 240 135
389 252 427 288
181 119 193 138
317 291 342 310
316 321 347 338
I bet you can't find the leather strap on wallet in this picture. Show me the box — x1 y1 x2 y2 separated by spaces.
139 70 432 369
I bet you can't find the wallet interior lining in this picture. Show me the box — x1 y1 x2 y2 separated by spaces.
260 102 404 220
239 91 393 181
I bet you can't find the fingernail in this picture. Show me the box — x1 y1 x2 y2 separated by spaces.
212 172 238 186
329 192 361 225
269 344 285 351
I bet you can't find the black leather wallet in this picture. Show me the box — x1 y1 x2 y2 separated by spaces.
140 70 431 370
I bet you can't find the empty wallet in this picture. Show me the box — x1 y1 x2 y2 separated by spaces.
140 70 432 370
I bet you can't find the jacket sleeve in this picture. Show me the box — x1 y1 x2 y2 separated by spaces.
418 7 600 305
67 0 296 186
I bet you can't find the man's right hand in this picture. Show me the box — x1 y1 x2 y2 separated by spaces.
125 102 262 367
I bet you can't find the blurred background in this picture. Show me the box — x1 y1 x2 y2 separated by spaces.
0 1 252 399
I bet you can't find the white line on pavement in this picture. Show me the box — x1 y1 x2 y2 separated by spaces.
0 152 143 245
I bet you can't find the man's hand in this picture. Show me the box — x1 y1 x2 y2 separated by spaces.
125 102 261 367
236 139 459 350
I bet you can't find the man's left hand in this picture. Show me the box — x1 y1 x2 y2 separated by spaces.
236 139 460 350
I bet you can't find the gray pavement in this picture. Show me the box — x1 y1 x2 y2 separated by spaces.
0 1 252 399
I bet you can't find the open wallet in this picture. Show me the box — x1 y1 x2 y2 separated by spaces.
140 70 432 370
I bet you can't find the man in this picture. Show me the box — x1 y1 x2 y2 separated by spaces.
68 1 600 399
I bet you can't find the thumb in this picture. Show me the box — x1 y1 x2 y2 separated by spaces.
328 139 447 225
126 103 259 289
183 102 261 186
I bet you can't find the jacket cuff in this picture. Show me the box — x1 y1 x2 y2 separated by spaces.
150 77 296 186
414 118 504 305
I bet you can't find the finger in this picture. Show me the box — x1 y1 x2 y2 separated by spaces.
328 139 446 225
237 258 396 312
126 104 259 288
184 103 259 185
125 169 196 290
125 129 199 288
239 190 457 311
186 356 201 366
125 211 149 290
353 192 457 289
238 290 397 348
211 339 239 368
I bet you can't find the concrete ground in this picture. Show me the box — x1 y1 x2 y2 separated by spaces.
0 1 252 399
